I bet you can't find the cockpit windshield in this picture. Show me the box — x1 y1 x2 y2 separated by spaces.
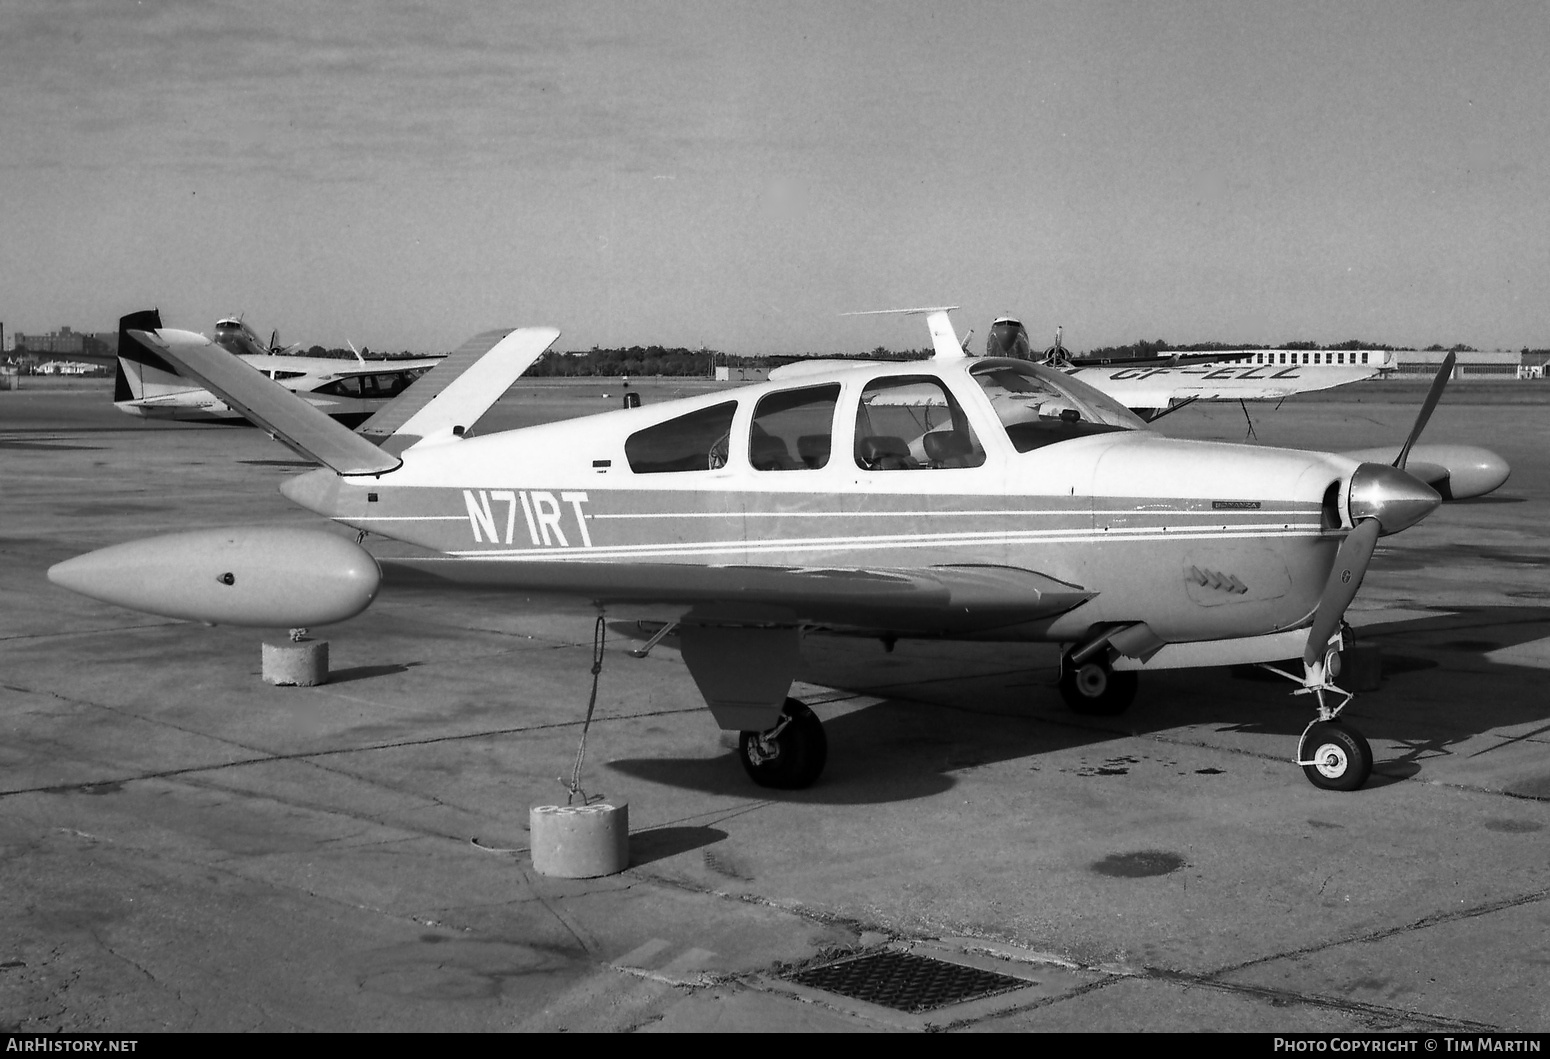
969 359 1146 453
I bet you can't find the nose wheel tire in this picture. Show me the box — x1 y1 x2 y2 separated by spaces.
1299 721 1373 791
1058 657 1138 716
739 698 827 789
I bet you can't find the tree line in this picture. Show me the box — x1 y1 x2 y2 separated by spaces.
287 339 1544 372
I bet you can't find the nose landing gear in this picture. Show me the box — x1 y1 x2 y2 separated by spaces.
1263 628 1377 791
1298 720 1374 791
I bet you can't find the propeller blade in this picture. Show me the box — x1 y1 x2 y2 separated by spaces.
1394 351 1455 470
1303 518 1381 667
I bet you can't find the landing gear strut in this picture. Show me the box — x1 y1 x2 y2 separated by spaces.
739 698 827 789
1058 653 1138 716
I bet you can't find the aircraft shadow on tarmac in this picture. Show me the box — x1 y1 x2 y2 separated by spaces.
605 607 1550 802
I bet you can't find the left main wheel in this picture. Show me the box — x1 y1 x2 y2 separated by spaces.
1058 657 1138 716
1299 721 1373 792
739 698 827 789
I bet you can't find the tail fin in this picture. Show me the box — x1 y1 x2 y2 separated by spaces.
114 308 166 402
135 328 402 476
357 326 560 453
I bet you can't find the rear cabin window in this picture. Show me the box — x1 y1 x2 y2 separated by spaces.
314 376 362 397
749 384 839 470
625 401 738 473
854 376 984 470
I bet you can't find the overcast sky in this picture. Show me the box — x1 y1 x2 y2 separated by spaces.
3 1 1546 354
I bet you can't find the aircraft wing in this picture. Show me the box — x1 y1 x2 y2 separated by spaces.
376 557 1094 635
357 327 560 452
1071 362 1380 413
321 357 445 377
137 328 402 476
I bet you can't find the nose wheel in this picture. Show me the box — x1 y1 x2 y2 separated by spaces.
739 698 827 789
1058 654 1138 716
1298 720 1373 791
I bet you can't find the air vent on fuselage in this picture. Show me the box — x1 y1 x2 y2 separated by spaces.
1322 479 1344 530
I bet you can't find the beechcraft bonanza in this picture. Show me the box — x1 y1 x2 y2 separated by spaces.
53 307 1468 793
112 310 444 428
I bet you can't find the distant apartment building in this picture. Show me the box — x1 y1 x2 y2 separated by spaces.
11 326 115 357
13 326 85 355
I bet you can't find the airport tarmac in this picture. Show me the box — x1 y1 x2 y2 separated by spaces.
2 378 1547 1032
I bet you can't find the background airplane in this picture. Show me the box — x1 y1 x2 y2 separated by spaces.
987 317 1394 420
112 309 444 428
51 308 1458 795
212 315 302 359
987 317 1509 501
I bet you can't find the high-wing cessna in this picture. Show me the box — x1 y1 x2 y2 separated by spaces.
51 308 1459 794
987 317 1509 501
113 310 444 428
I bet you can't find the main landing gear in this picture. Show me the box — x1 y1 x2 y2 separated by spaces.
1058 652 1138 716
739 698 827 789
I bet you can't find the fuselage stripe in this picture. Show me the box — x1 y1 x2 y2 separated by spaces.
431 525 1330 561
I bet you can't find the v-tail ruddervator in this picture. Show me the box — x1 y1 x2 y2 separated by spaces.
51 308 1458 792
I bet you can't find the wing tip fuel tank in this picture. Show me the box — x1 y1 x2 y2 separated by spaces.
48 527 381 627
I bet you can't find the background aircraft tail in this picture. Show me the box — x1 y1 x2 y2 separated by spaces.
114 308 167 402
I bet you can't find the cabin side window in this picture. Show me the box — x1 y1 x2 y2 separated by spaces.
314 376 363 397
854 376 984 470
625 401 738 473
749 384 839 470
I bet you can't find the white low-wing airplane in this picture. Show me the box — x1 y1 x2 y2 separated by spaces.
982 317 1509 501
50 308 1457 793
112 310 445 428
988 316 1394 419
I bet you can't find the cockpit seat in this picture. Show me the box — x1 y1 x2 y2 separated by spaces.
796 434 831 469
858 435 916 470
922 430 975 468
749 431 798 470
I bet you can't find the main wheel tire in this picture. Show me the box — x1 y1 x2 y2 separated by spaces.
738 698 827 789
1300 721 1373 791
1058 659 1138 716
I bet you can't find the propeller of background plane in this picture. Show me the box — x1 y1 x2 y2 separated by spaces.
1300 352 1455 672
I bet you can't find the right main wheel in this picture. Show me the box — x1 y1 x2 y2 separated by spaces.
1300 721 1373 791
738 698 827 789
